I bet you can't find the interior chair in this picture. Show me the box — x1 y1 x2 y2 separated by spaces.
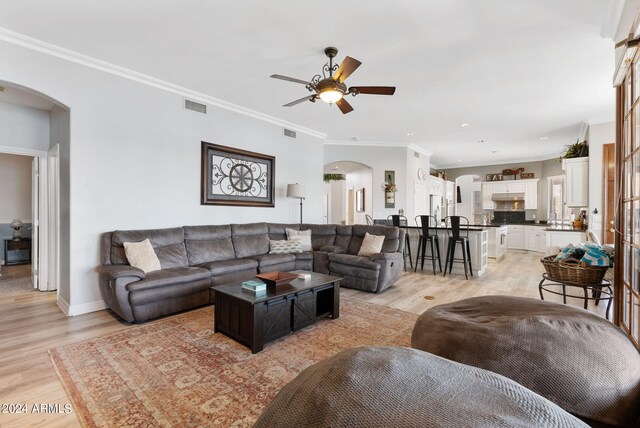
365 214 373 225
443 216 473 279
414 215 441 275
388 215 412 270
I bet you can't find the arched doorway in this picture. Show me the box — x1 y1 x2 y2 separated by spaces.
0 81 69 298
324 161 373 225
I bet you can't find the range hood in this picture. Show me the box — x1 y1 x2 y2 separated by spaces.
491 192 525 202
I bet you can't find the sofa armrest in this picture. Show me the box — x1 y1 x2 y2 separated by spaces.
370 252 403 262
100 264 146 281
318 245 347 254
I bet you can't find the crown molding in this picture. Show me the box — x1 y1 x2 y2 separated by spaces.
601 0 625 40
433 154 560 170
0 27 327 140
324 140 433 156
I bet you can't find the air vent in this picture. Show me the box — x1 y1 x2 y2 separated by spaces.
184 99 206 114
414 151 420 158
284 129 297 138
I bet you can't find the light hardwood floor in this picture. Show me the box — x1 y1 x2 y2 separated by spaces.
0 251 610 427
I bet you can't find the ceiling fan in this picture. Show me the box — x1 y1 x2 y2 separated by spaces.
270 47 396 114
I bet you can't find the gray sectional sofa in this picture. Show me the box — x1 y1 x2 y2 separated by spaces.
99 222 405 322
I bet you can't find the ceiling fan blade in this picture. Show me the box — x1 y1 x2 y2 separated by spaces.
350 86 396 95
271 74 312 86
335 98 354 114
283 95 316 107
334 56 362 82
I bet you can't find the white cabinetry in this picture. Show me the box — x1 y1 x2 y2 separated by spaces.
492 182 525 193
524 180 539 210
545 230 587 255
482 179 538 210
487 225 508 260
482 182 495 209
507 225 524 249
525 225 546 253
445 180 455 203
562 158 589 207
428 176 444 197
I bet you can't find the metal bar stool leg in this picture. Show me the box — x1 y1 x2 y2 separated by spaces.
435 237 442 272
414 236 423 273
466 240 473 276
430 238 437 276
460 241 469 280
443 240 452 277
405 234 413 269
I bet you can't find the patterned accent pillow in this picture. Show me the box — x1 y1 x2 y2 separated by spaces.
286 228 312 251
270 239 302 254
123 239 161 273
358 232 385 257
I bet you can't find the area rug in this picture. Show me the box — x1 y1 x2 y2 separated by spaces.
50 297 417 428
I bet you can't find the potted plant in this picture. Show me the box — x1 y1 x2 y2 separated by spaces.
561 140 588 159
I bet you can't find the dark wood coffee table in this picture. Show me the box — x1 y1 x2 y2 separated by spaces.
211 270 341 353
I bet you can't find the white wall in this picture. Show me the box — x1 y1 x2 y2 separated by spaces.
587 121 615 242
0 40 325 312
0 101 50 151
0 152 32 222
324 144 409 220
405 148 431 221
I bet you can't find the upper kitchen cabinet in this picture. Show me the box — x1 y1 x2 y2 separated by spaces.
492 181 525 193
562 158 589 207
524 180 539 209
428 176 444 197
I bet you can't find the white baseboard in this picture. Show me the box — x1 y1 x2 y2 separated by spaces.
57 295 70 316
68 299 107 316
57 296 106 316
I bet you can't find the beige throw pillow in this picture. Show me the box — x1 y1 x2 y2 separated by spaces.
123 239 161 273
286 228 312 251
358 233 385 257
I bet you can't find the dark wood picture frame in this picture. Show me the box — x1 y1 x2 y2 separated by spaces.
201 142 275 207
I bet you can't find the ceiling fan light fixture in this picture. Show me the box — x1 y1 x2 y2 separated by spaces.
319 88 343 103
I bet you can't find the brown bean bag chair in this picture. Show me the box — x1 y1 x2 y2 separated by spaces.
411 296 640 427
255 346 588 428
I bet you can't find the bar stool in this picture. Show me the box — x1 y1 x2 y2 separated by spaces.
414 215 442 275
443 216 473 279
388 215 413 270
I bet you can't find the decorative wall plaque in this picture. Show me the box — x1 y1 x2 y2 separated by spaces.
485 173 503 182
201 142 275 207
520 172 534 179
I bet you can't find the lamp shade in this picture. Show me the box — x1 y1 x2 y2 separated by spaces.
287 183 305 199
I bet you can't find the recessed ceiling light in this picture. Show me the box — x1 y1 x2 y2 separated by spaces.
460 123 470 128
539 137 548 140
458 159 462 162
406 132 414 136
491 150 497 154
478 139 486 143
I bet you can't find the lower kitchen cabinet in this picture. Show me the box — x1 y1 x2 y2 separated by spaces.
487 225 508 261
525 226 546 253
507 225 524 250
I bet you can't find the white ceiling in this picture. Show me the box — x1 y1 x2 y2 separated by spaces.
0 0 620 168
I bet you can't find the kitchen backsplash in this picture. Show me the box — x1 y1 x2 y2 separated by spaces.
493 211 525 224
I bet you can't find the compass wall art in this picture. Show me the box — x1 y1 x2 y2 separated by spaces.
201 142 275 207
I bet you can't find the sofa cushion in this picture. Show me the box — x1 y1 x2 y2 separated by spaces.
249 253 296 267
197 258 258 276
112 227 189 268
305 224 336 250
267 223 300 241
411 296 640 427
255 347 588 428
123 239 161 273
294 251 314 261
357 233 385 257
286 228 312 251
231 223 269 258
126 266 211 292
184 225 235 264
335 225 353 250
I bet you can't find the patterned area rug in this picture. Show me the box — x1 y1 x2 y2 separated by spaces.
50 297 417 428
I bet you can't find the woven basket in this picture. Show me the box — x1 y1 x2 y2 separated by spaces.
540 256 608 284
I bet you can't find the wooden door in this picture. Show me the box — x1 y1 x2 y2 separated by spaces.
603 144 615 244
